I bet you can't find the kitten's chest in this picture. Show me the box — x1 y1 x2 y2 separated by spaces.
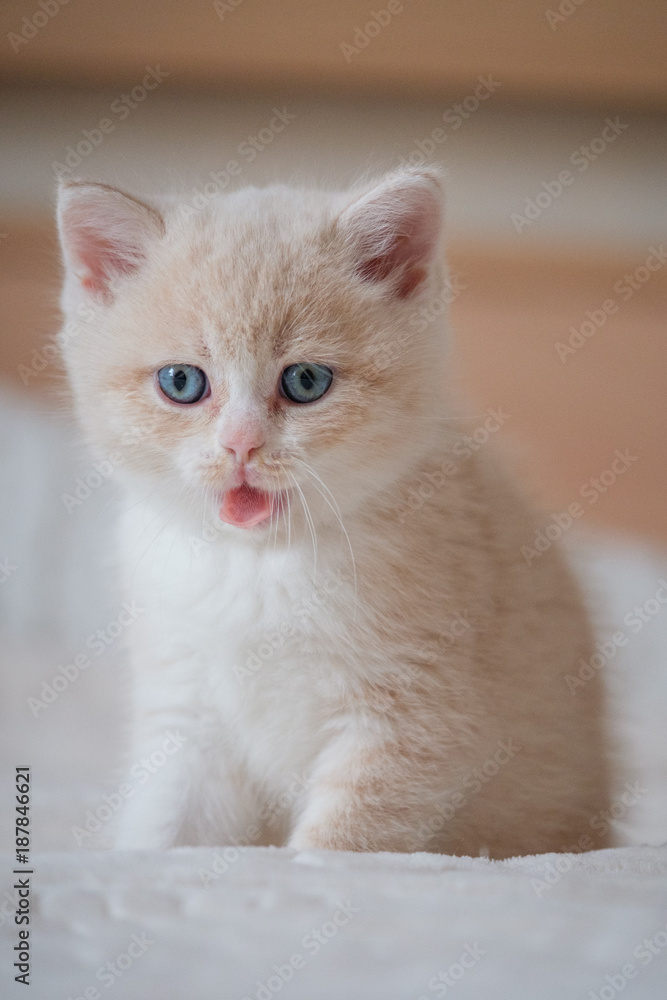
204 555 352 779
123 508 355 749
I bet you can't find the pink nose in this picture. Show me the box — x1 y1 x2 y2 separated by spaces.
221 427 265 465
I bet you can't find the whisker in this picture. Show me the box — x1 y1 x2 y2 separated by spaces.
293 459 358 608
288 470 318 576
285 477 292 553
128 488 188 588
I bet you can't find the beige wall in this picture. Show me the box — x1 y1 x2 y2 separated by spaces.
0 1 665 545
1 0 665 107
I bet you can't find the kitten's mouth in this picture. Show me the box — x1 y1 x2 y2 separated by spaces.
219 484 282 529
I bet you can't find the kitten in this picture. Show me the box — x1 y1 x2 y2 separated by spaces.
56 168 608 857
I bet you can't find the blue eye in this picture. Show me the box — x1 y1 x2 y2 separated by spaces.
280 363 333 404
157 364 209 404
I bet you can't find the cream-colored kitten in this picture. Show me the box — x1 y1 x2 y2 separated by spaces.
57 169 608 857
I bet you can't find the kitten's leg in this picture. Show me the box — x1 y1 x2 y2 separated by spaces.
288 725 448 853
114 713 252 850
114 724 195 850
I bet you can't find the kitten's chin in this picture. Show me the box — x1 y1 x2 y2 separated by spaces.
218 484 285 529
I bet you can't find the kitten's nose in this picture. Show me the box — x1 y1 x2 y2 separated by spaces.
221 427 266 465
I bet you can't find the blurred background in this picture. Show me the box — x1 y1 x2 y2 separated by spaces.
1 11 666 992
1 12 667 993
0 0 665 542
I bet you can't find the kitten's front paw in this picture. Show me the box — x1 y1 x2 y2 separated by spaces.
288 825 370 853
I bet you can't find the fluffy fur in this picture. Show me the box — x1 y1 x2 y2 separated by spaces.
57 169 608 857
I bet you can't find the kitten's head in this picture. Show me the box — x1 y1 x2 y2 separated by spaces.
57 169 450 538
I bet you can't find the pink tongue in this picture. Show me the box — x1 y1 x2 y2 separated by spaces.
219 484 272 528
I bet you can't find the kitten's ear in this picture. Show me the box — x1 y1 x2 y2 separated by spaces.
339 169 443 300
56 180 165 303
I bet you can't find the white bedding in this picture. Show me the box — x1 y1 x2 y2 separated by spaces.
1 391 666 999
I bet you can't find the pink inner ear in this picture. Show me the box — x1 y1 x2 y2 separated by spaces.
58 184 163 304
347 178 442 300
357 240 429 300
73 227 144 299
